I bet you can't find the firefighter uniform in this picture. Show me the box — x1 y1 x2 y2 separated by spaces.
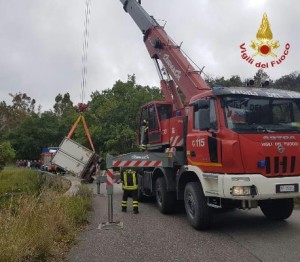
140 119 148 150
121 168 139 214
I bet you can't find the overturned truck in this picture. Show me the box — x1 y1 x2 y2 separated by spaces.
51 137 98 182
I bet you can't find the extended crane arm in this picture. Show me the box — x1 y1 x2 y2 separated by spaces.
121 0 158 34
120 0 211 108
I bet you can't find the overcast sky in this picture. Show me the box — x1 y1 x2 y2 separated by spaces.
1 0 299 111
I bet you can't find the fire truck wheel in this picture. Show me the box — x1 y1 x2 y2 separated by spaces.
184 182 213 230
260 198 294 220
155 177 176 214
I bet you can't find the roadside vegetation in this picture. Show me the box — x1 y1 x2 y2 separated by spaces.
0 167 92 262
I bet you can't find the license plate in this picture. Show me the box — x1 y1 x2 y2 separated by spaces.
276 184 299 193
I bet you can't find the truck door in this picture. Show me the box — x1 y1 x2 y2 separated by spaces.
186 99 222 170
148 104 161 144
139 104 162 145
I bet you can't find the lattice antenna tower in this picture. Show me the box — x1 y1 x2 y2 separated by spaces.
80 0 92 103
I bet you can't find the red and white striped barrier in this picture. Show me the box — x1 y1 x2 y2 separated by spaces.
113 160 162 167
106 169 114 186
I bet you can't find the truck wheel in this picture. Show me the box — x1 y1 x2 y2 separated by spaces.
184 182 213 230
260 198 294 220
155 177 176 214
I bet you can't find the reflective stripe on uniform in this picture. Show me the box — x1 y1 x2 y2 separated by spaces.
123 170 138 190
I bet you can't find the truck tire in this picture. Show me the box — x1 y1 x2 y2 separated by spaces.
184 182 213 230
260 198 294 220
155 177 176 214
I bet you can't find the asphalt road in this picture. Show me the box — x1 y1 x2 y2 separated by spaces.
66 182 300 262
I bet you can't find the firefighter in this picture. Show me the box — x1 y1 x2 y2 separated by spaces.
121 168 139 214
140 119 148 150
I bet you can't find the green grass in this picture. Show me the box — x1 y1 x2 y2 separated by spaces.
0 168 92 262
0 167 42 194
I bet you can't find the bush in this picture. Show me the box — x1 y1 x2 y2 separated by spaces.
0 141 15 171
64 186 93 225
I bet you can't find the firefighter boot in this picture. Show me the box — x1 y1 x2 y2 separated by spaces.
133 207 139 214
122 200 127 212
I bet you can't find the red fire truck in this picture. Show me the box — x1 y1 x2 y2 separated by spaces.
40 147 58 173
108 0 300 229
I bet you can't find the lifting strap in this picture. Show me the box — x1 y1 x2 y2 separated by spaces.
67 114 95 152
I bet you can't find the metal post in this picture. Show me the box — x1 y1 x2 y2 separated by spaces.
96 181 101 194
108 194 113 223
106 179 114 222
96 173 101 194
98 169 123 230
96 170 107 196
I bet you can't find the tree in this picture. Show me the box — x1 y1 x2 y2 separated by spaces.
205 75 243 88
8 112 62 160
87 77 162 155
0 141 15 171
227 75 243 87
0 93 38 140
274 71 300 91
0 101 9 134
53 93 75 117
253 69 271 87
9 92 36 112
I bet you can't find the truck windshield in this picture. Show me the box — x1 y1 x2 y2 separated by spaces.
222 96 300 133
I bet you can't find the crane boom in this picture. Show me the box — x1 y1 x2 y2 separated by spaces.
121 0 158 33
120 0 211 108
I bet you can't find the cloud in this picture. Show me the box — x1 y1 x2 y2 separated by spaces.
0 0 299 111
